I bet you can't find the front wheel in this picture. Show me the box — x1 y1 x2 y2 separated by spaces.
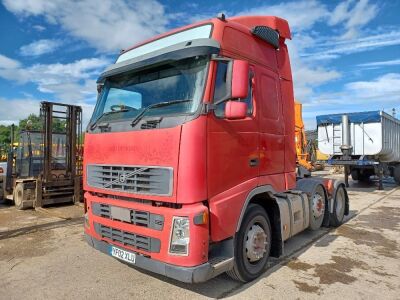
227 204 271 282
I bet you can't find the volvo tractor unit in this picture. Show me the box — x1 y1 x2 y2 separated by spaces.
84 15 349 283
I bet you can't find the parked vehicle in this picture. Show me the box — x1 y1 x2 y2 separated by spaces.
317 111 400 189
2 102 83 209
84 14 349 283
0 162 6 200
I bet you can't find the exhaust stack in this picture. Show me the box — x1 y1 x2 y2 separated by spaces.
340 114 352 158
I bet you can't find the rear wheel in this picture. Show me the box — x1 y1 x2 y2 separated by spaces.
330 185 346 227
13 183 25 210
227 204 271 282
350 169 359 181
359 174 371 182
309 184 326 230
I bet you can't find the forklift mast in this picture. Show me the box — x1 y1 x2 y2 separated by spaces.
41 101 83 183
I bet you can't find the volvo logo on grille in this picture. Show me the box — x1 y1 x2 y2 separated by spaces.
118 172 127 183
102 167 149 188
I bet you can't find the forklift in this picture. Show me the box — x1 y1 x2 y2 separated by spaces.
4 101 83 209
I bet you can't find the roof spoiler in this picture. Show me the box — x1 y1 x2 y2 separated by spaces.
228 16 292 40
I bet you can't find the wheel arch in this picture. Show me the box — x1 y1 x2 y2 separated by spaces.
235 185 283 258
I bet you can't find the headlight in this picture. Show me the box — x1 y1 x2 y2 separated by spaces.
169 216 190 255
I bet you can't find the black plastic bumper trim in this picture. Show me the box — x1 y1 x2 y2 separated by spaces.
85 233 215 283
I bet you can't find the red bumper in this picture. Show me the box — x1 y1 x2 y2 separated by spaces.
84 192 209 267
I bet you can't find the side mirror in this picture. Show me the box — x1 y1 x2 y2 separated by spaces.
225 101 248 120
231 60 249 99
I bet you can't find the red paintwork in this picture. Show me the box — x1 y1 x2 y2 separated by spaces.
225 101 248 120
231 60 249 99
85 16 296 267
84 193 208 267
84 127 181 203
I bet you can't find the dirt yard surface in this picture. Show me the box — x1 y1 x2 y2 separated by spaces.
0 173 399 299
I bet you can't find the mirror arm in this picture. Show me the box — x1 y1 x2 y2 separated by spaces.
210 54 232 62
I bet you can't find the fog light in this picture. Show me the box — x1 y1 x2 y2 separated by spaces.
169 216 190 255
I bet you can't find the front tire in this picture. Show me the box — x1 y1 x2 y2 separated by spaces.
227 204 271 282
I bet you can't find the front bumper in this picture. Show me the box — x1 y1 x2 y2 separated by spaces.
85 233 225 283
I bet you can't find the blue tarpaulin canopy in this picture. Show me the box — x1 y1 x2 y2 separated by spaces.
316 111 381 126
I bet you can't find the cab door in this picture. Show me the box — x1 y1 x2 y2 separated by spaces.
207 61 259 200
256 66 285 189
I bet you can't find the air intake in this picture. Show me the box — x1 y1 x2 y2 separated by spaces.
251 26 280 49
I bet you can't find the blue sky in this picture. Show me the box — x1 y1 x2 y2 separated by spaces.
0 0 399 128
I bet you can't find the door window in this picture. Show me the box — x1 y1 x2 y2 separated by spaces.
213 62 253 118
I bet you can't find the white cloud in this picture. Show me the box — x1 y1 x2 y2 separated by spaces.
0 54 21 69
0 97 95 126
345 73 400 101
289 46 341 100
0 97 40 125
238 0 328 32
3 0 169 52
302 30 400 60
342 0 378 39
328 0 378 39
301 73 400 128
328 0 353 26
233 1 341 101
305 79 400 108
33 24 46 31
357 59 400 68
0 54 110 102
20 39 62 56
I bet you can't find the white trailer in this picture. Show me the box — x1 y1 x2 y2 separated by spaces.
317 110 400 188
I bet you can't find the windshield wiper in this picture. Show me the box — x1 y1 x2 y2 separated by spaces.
131 99 191 127
90 109 130 130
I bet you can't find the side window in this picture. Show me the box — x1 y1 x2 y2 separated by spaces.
213 62 228 117
213 62 253 118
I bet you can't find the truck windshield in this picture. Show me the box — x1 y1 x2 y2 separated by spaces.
90 55 209 127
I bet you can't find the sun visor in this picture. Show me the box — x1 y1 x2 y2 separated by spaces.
97 38 220 83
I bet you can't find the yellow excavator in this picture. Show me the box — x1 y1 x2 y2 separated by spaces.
295 100 326 177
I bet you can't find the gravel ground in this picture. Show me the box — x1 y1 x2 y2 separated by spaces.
0 174 398 299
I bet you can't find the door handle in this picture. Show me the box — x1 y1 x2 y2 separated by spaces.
249 158 259 167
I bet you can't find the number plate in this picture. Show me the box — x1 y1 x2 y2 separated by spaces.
110 246 136 264
110 206 131 222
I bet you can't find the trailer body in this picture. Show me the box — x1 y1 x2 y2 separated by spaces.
84 15 349 283
318 111 400 161
317 111 400 186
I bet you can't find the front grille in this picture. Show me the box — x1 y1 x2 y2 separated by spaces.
94 223 160 253
87 164 172 196
92 202 164 230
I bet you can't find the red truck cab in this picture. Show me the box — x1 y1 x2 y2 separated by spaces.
84 15 349 283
